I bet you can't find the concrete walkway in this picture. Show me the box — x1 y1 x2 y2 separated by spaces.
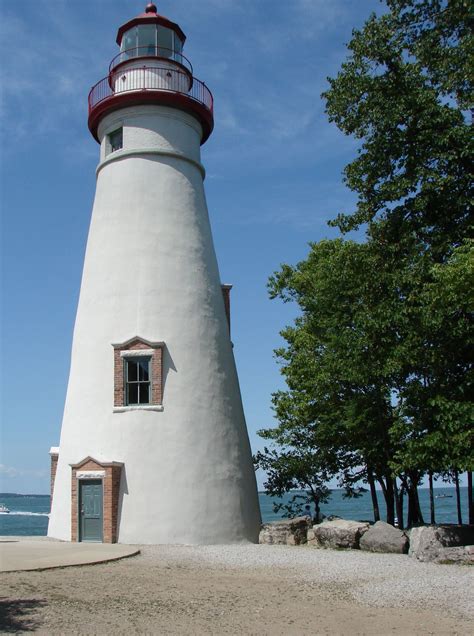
0 536 140 572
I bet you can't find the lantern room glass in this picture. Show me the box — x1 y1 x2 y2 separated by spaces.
138 24 156 55
121 27 137 58
120 25 184 63
157 25 172 58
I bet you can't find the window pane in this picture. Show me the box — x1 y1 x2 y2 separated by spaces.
139 382 150 404
138 359 150 381
121 28 137 55
126 359 138 382
137 25 156 55
127 383 139 405
108 128 123 153
157 26 173 57
174 35 183 56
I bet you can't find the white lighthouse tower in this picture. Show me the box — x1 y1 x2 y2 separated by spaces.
48 3 261 544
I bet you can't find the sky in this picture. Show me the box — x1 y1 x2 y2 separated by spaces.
0 0 391 494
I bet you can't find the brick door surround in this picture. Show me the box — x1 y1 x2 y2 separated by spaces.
70 457 123 543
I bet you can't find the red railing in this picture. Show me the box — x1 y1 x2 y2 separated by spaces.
109 47 193 75
88 66 213 116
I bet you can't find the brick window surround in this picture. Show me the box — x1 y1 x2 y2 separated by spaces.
70 457 123 543
112 337 164 412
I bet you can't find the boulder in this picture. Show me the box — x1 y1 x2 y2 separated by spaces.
312 519 370 549
259 517 310 546
409 525 474 562
359 521 409 554
434 545 474 565
307 527 317 546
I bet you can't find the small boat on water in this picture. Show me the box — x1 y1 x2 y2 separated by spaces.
0 504 10 513
435 494 453 499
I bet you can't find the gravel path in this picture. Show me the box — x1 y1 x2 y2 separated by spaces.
163 544 474 617
1 543 472 635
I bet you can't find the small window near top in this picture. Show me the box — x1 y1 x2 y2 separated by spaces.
125 357 151 405
107 128 123 155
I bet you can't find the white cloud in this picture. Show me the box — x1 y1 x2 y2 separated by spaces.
216 99 249 134
0 0 359 158
0 464 20 477
0 1 106 149
0 464 48 479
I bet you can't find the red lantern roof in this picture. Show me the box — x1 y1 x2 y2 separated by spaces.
116 2 186 46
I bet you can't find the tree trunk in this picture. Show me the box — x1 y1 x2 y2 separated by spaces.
367 470 380 522
377 475 393 524
400 486 405 528
413 479 424 525
468 471 473 525
405 475 424 527
384 475 395 525
394 478 404 530
314 498 321 524
429 471 436 525
454 470 462 525
406 486 416 527
404 478 412 528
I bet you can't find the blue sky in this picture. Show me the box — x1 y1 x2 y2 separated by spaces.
0 0 388 494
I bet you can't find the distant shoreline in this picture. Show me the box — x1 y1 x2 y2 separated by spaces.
0 493 50 498
258 486 461 495
0 486 463 498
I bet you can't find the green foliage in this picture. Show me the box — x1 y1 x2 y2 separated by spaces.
254 447 330 521
258 1 472 525
390 240 474 473
322 0 473 255
266 240 402 488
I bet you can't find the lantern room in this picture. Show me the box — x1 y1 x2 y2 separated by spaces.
112 2 190 72
87 2 213 144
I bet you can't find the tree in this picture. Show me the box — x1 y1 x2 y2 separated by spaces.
323 0 472 258
322 0 473 513
259 1 472 527
262 239 406 525
391 244 473 448
254 446 331 523
389 241 474 522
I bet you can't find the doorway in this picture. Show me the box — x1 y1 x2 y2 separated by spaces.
79 479 103 542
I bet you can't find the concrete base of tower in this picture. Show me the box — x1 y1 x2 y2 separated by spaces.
48 449 261 545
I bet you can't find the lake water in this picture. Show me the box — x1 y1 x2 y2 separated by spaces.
0 487 469 537
259 486 469 525
0 494 50 536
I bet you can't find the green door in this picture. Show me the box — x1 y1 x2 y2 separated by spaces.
79 480 103 542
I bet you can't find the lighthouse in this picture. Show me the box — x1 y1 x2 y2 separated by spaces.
48 3 261 544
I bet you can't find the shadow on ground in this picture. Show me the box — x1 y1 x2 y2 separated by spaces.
0 598 46 632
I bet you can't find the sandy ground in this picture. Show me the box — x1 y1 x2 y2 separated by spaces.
1 544 472 635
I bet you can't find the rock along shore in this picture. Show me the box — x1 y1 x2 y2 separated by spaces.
259 517 474 564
